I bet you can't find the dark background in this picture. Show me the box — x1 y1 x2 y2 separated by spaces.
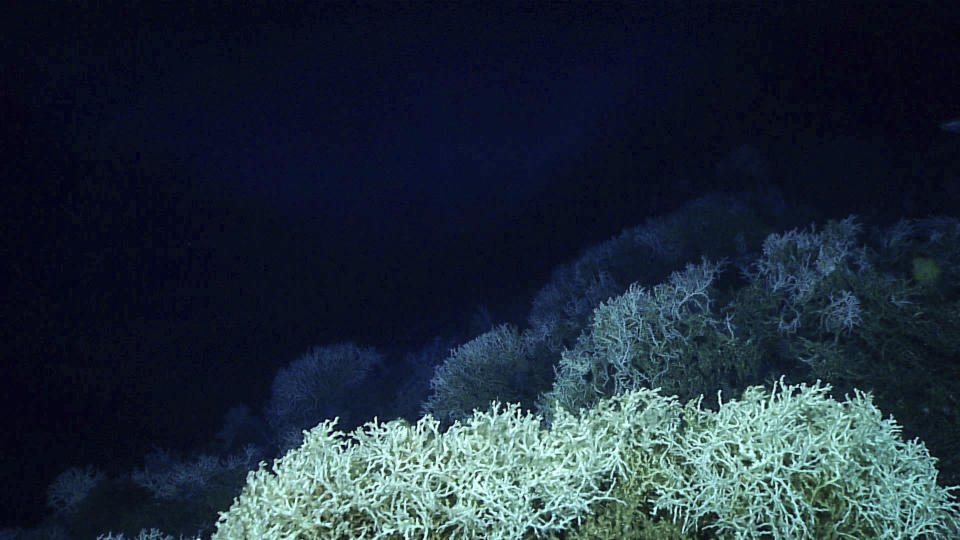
2 1 959 527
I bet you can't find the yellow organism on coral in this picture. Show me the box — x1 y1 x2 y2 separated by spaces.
912 256 942 285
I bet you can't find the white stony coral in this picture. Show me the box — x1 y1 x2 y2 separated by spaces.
212 394 660 540
649 378 960 539
46 465 105 514
212 379 960 539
